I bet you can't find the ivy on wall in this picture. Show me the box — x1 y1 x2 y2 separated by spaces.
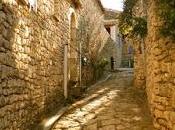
156 0 175 40
118 0 147 38
119 0 175 41
132 17 147 38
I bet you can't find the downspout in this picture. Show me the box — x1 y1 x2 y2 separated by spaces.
64 44 68 99
79 42 82 87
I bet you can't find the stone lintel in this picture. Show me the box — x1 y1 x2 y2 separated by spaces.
104 20 118 26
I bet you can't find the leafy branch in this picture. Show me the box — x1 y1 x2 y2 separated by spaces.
119 0 147 38
156 0 175 40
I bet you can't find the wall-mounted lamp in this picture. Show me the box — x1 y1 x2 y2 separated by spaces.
82 57 88 66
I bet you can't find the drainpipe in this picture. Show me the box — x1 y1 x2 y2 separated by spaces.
64 44 68 99
79 42 82 87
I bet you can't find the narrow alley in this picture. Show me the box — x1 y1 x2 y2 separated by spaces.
52 70 154 130
1 0 175 129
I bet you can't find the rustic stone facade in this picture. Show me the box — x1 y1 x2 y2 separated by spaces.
104 9 123 68
0 0 117 129
121 38 134 68
146 0 175 129
133 38 146 88
132 0 175 129
0 0 70 129
77 3 118 83
132 0 147 88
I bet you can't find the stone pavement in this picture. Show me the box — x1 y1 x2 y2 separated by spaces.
52 70 154 130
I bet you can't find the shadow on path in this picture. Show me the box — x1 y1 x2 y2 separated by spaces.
52 71 154 130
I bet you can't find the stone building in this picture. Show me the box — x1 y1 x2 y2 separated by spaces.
146 0 175 129
0 0 118 129
104 9 123 68
133 0 175 129
121 38 134 68
132 0 147 88
105 10 135 69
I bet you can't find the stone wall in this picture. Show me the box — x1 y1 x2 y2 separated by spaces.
0 0 72 129
146 0 175 129
121 39 134 68
104 10 122 68
132 0 147 88
0 0 117 129
77 0 118 84
133 38 146 88
132 37 146 88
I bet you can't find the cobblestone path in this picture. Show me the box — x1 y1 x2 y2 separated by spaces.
52 71 154 130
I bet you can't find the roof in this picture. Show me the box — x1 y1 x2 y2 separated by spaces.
96 0 105 13
104 9 121 20
105 8 122 13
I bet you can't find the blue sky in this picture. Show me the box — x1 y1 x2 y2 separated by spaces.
101 0 123 11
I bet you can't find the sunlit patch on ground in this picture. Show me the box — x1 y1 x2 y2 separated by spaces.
52 71 154 130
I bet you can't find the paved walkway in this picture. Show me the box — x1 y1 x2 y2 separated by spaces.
52 71 154 130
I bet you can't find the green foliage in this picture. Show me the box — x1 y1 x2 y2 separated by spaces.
119 0 147 38
92 58 108 69
132 17 147 38
97 58 109 69
156 0 175 40
92 58 109 81
119 0 175 40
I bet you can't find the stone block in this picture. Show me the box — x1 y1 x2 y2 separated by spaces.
173 124 175 130
170 112 175 124
158 85 172 98
100 118 117 126
84 123 97 130
172 92 175 109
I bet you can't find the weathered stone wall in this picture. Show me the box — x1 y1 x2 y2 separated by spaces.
132 0 147 88
98 37 118 70
121 39 134 68
77 0 118 83
115 30 123 68
0 0 117 129
104 10 122 68
146 0 175 129
133 39 146 88
0 0 72 129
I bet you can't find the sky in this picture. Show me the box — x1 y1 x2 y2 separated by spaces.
101 0 123 11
